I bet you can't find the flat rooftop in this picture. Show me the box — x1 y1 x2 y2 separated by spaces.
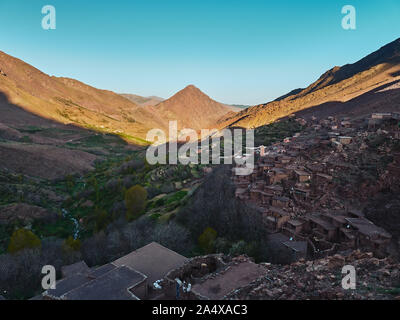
44 264 146 300
61 261 90 278
112 242 188 284
63 266 145 300
287 219 306 227
283 241 308 253
307 214 336 231
191 261 266 300
345 218 391 239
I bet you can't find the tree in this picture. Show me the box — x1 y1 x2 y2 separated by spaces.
8 229 41 254
125 185 148 221
94 208 109 232
63 236 81 252
198 227 217 253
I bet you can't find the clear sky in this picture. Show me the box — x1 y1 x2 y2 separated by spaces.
0 0 399 105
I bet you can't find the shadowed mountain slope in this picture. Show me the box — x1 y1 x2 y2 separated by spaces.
0 51 166 141
220 37 400 129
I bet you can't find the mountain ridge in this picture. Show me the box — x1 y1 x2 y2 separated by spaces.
220 37 400 129
154 84 234 130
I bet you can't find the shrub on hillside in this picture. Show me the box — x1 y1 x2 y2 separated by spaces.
62 236 81 252
94 208 109 232
198 227 217 254
125 185 147 221
8 229 41 254
117 159 145 174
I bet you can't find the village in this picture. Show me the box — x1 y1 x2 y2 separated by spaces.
233 112 400 261
19 112 400 301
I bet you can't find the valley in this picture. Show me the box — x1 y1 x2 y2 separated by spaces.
1 37 400 301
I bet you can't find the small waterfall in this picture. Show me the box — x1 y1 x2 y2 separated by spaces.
61 208 80 239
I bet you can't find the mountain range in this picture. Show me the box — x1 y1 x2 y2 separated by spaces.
119 94 164 107
0 52 234 141
1 37 400 143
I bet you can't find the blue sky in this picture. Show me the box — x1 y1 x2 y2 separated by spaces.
0 0 399 105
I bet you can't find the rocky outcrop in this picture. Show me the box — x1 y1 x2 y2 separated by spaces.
226 250 400 300
0 203 56 224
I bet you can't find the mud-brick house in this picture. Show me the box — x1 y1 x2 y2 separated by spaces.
264 185 284 196
233 174 250 185
321 212 356 248
235 188 248 199
250 189 263 202
305 214 337 242
113 242 188 292
250 167 259 181
328 131 340 140
258 163 274 175
254 179 266 189
268 168 290 184
294 170 311 183
259 191 274 205
314 173 333 185
372 113 393 120
282 240 308 262
274 161 285 168
263 214 278 231
272 196 290 208
322 212 348 229
263 206 291 231
338 136 352 145
284 219 307 236
43 263 148 300
306 163 326 174
278 155 293 164
337 227 357 248
42 242 188 300
341 121 352 128
345 218 392 254
292 186 311 201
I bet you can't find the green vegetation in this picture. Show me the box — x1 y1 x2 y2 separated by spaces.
8 229 41 254
125 185 148 221
255 118 304 146
94 208 109 232
116 132 149 145
19 136 32 143
63 236 82 252
18 126 43 134
198 227 218 253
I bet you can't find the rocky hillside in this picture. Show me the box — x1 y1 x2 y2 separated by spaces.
227 251 400 300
